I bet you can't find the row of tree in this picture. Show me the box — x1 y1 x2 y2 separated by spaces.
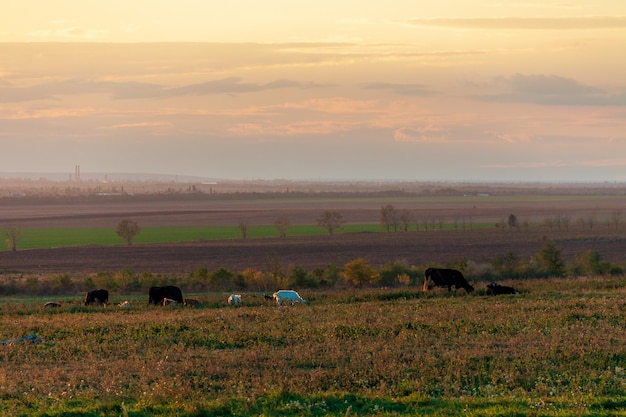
3 206 623 250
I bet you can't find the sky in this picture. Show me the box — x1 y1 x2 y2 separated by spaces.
1 1 626 182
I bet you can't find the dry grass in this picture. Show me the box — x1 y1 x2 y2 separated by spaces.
0 277 625 416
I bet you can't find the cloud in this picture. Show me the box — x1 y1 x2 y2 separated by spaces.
482 157 626 170
476 74 626 106
0 77 327 102
363 82 436 96
28 26 108 40
158 77 326 98
106 122 175 130
393 126 447 143
407 16 626 30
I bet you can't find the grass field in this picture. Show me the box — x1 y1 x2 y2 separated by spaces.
1 223 504 251
0 277 624 416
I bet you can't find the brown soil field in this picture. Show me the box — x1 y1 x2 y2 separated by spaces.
1 183 625 275
1 227 624 275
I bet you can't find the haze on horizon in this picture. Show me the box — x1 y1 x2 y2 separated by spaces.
1 1 625 182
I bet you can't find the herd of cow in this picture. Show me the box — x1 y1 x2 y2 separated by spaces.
75 268 519 309
423 267 519 295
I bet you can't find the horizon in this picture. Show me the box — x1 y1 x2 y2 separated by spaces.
1 170 625 186
1 1 625 182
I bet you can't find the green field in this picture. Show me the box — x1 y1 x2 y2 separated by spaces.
1 223 503 251
0 278 624 416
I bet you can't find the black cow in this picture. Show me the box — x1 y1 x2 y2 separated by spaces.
84 289 109 306
486 282 519 295
423 268 474 293
148 286 184 305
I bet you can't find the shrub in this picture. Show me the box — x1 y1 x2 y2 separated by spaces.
535 237 566 277
343 258 379 288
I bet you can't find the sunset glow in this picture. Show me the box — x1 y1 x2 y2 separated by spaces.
1 1 625 181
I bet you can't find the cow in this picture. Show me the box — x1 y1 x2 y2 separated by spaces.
148 286 184 306
486 282 519 295
273 290 307 305
84 289 109 306
118 300 131 308
423 268 474 293
227 294 242 306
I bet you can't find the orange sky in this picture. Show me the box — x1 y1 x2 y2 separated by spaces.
1 1 625 181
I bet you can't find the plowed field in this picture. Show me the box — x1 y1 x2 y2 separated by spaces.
1 191 624 274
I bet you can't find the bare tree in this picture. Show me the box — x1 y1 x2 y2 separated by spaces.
452 216 460 231
398 210 413 231
3 225 21 252
610 209 622 230
380 205 398 232
116 219 141 246
238 220 250 239
273 215 290 238
587 212 597 230
316 210 345 235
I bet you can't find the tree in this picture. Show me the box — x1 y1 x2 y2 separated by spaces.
116 219 141 246
507 213 518 230
398 210 413 232
273 215 290 238
380 205 398 232
316 210 345 235
610 209 622 230
3 225 21 252
343 258 379 287
238 220 250 239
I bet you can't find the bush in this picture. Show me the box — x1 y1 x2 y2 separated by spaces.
343 258 379 288
535 237 566 277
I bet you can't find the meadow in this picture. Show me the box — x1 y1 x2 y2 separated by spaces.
0 277 625 416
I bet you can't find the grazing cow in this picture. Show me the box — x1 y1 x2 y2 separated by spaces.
273 290 307 305
162 298 179 306
184 298 199 307
44 302 61 308
148 286 184 305
423 268 474 293
227 294 242 306
118 300 131 308
264 294 274 301
486 282 519 295
84 289 109 306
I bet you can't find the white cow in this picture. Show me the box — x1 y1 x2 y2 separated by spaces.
227 294 242 306
118 300 131 308
273 290 307 306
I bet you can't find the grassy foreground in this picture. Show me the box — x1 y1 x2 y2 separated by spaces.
0 277 625 416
